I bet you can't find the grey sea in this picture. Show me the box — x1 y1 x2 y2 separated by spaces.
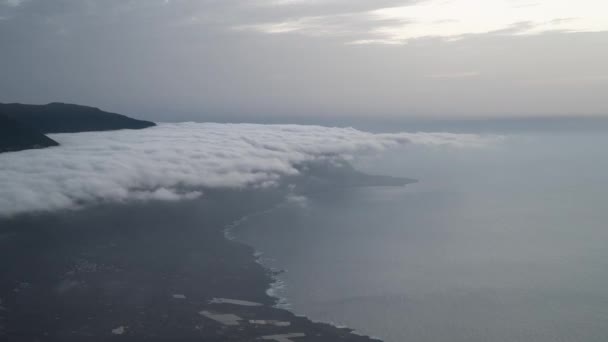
234 131 608 342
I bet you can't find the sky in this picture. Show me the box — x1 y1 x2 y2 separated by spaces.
0 0 607 122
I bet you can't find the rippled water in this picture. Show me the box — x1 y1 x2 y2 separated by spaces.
235 132 608 342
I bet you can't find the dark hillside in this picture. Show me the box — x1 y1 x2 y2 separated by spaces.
0 113 59 153
0 102 155 133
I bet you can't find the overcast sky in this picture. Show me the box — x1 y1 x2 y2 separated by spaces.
1 0 607 122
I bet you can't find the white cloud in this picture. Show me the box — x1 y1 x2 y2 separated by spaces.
5 0 24 7
285 194 309 208
0 123 496 217
427 71 481 80
242 0 608 44
235 12 365 37
366 0 608 43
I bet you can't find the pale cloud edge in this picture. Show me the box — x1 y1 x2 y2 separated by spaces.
241 0 608 44
0 123 498 217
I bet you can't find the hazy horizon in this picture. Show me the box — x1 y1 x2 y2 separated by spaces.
1 0 607 122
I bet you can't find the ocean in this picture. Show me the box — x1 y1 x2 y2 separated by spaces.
233 131 608 342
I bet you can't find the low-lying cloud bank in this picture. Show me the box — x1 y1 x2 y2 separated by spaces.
0 123 496 217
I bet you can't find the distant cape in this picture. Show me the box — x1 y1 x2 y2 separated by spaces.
0 102 156 153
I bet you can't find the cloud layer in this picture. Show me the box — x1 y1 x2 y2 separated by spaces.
0 123 494 217
244 0 608 44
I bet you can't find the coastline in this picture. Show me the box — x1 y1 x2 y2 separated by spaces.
223 177 417 342
224 192 387 341
0 187 385 341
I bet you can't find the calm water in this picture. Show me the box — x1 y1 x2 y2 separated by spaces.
235 132 608 342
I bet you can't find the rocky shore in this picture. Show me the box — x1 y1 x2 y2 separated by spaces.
0 187 384 341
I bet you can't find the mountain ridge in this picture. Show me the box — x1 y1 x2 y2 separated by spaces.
0 102 155 134
0 113 60 153
0 102 156 153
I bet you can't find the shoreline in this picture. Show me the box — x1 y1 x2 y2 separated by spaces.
223 195 383 340
0 188 385 341
223 184 416 342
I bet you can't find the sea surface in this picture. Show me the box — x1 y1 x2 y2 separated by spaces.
234 131 608 342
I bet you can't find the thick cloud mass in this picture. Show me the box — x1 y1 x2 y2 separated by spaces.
0 123 493 216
